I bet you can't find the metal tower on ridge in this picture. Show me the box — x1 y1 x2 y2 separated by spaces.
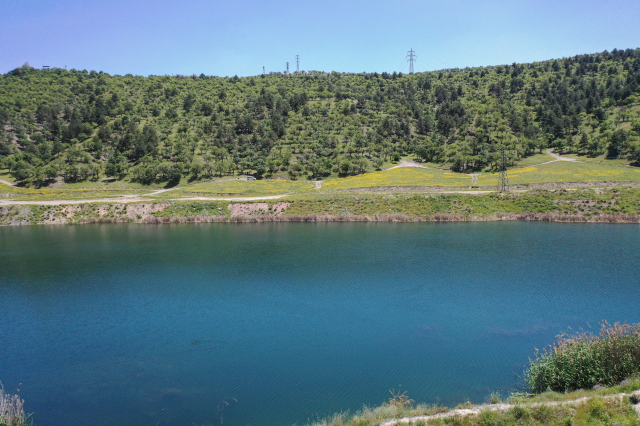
498 147 509 192
286 62 289 75
295 55 300 73
407 48 416 74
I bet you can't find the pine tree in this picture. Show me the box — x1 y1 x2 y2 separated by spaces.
579 133 589 154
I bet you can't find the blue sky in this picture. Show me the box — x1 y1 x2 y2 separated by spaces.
1 0 639 77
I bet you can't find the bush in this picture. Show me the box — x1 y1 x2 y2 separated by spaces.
525 321 640 393
0 386 29 426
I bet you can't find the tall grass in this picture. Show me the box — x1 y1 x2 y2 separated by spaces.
0 385 28 426
525 321 640 393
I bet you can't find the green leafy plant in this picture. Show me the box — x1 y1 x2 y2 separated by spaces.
525 321 640 393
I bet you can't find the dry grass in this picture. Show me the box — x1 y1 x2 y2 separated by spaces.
0 385 28 426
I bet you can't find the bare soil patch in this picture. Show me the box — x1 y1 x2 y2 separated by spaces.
228 203 270 215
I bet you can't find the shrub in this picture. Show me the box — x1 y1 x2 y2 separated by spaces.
525 321 640 393
0 386 29 426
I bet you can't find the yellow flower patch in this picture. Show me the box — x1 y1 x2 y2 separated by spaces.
322 167 471 190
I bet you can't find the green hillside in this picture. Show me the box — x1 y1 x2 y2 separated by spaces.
1 48 639 187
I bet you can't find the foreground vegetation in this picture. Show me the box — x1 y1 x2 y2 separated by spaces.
2 187 639 225
303 324 640 426
305 388 640 426
0 386 29 426
1 48 640 190
526 321 640 394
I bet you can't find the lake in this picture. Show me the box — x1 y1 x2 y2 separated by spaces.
1 222 639 426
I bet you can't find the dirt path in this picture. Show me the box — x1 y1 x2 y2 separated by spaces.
171 194 291 201
546 148 578 162
140 187 180 197
382 390 640 426
0 197 149 206
0 192 292 206
390 160 427 169
313 181 323 189
0 178 16 187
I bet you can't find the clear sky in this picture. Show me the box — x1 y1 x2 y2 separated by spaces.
1 0 639 77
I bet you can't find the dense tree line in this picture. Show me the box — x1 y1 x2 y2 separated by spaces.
1 48 639 185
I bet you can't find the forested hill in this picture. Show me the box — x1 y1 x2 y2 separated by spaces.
1 48 639 185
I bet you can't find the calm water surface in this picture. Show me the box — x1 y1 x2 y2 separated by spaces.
1 222 639 426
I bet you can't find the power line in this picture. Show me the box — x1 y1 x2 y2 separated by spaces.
295 55 300 73
406 48 416 74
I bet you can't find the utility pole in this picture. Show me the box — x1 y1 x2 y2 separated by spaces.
286 62 289 75
295 55 300 74
407 48 416 74
498 147 509 192
263 66 265 76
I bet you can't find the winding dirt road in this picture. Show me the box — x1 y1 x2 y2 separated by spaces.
0 192 293 206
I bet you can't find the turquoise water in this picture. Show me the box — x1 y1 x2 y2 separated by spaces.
1 222 639 426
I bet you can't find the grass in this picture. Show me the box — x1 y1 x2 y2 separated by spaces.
321 167 472 190
560 153 637 167
476 161 640 186
0 182 147 201
302 383 640 426
154 201 231 217
512 153 556 167
3 188 640 225
155 178 315 198
2 158 640 202
525 321 640 393
283 188 640 218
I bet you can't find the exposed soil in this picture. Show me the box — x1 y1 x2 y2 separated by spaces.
36 203 173 225
272 202 292 214
390 160 427 169
547 148 578 162
228 202 291 215
228 202 270 215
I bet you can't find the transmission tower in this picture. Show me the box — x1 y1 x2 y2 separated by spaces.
498 147 509 192
406 48 416 74
286 62 289 75
263 66 265 76
295 55 300 73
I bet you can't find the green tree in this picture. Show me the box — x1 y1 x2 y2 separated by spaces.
607 129 628 158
